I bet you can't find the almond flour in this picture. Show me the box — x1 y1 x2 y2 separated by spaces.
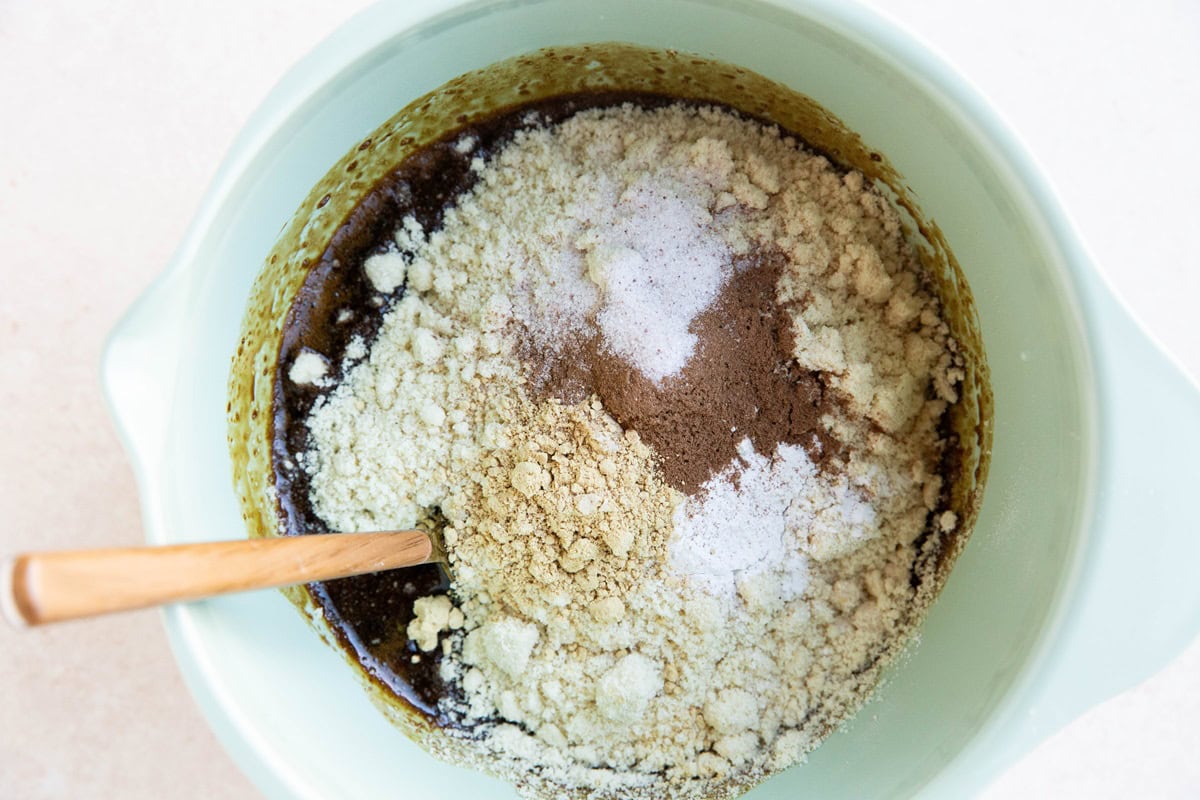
299 102 962 798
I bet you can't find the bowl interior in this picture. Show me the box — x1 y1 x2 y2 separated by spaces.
144 0 1092 797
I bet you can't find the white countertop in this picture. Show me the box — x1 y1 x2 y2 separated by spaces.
1 1 1196 797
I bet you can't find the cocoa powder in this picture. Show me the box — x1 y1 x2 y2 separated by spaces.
529 250 837 493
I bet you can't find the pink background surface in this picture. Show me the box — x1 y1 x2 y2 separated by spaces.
2 2 1197 797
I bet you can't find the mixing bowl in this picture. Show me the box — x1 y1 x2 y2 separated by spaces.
101 0 1200 797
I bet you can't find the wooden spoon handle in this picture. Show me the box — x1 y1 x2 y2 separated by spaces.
2 531 432 627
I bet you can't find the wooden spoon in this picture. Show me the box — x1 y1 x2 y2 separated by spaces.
1 531 444 627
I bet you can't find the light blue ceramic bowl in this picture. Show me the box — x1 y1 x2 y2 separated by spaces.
101 0 1200 797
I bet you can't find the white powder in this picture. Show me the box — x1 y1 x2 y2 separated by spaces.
363 250 407 294
288 348 329 386
579 177 731 382
668 438 879 605
470 617 541 678
408 594 453 652
669 439 816 602
492 119 736 384
595 652 664 723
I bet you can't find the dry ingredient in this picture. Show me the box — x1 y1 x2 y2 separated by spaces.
298 102 962 797
532 252 832 495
